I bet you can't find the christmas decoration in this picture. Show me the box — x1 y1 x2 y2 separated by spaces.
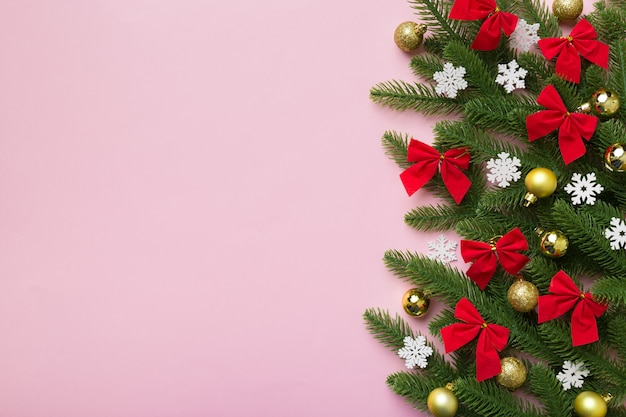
427 386 458 417
402 288 431 317
460 227 530 290
393 21 427 52
399 139 471 204
496 357 527 390
574 391 608 417
448 0 518 50
486 152 521 187
509 18 540 52
538 270 607 346
523 167 558 206
495 60 527 94
605 217 626 249
535 227 569 258
538 19 609 84
507 277 539 312
427 235 457 263
577 88 620 118
441 298 509 381
433 63 468 98
526 85 598 164
604 143 626 172
552 0 583 21
557 360 589 390
564 173 604 205
398 335 433 368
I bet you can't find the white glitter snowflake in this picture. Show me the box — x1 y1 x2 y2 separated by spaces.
433 62 468 98
605 217 626 250
556 361 589 390
398 335 433 369
509 18 540 52
486 152 522 187
495 60 527 93
427 235 458 263
564 173 604 205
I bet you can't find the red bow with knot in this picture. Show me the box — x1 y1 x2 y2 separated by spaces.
538 270 607 346
538 19 609 84
399 139 471 204
449 0 518 50
526 85 598 165
441 297 510 381
460 227 530 290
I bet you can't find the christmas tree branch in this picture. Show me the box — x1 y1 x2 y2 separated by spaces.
528 364 573 417
404 204 476 232
370 80 464 114
381 130 410 168
408 0 466 41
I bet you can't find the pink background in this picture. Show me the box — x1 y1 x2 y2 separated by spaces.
0 0 585 416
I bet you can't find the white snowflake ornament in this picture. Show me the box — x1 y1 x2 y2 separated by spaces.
564 173 604 205
509 19 540 52
486 152 522 187
398 335 433 369
556 361 589 390
427 235 457 263
433 63 468 98
495 60 527 93
605 217 626 250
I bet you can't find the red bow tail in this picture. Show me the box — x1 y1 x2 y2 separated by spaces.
471 12 518 50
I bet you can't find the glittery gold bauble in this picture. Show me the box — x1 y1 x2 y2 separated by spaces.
523 168 558 206
496 357 527 390
535 228 569 258
578 89 620 118
394 22 427 52
402 288 430 317
507 279 539 313
552 0 583 21
574 391 608 417
427 387 458 417
605 143 626 172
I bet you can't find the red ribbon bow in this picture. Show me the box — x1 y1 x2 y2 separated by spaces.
526 85 598 165
449 0 518 50
399 139 471 204
460 227 530 290
538 270 607 346
441 298 510 381
538 19 609 84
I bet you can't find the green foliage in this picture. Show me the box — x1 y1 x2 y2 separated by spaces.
370 80 464 114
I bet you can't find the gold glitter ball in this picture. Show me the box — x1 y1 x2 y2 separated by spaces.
552 0 583 21
497 357 527 390
507 279 539 313
402 288 430 317
393 22 427 52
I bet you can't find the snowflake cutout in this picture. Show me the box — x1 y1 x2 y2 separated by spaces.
486 152 522 187
556 361 589 390
398 335 433 369
605 217 626 250
433 62 468 98
509 18 540 52
564 173 604 205
427 235 458 263
495 60 527 93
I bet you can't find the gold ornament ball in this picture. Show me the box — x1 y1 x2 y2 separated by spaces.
402 288 430 317
536 228 569 258
552 0 583 21
574 391 608 417
605 143 626 172
497 357 527 390
507 279 539 313
394 22 427 52
427 387 458 417
523 168 558 206
590 89 620 118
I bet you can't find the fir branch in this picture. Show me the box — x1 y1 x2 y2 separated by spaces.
463 95 536 138
408 0 466 41
410 53 445 79
528 364 573 417
513 0 561 38
591 275 626 304
443 41 500 96
404 203 476 232
454 378 543 417
609 40 626 125
517 52 553 94
363 308 416 350
381 131 410 168
607 314 626 364
370 80 464 114
386 372 445 413
587 3 626 46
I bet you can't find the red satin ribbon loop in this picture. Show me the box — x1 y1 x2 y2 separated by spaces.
399 139 471 204
449 0 518 50
526 85 598 164
460 227 530 290
441 298 509 381
538 270 607 346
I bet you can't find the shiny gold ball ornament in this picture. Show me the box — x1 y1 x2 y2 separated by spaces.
496 357 527 390
578 89 620 118
552 0 583 21
523 168 558 206
574 391 609 417
507 278 539 313
402 288 430 317
427 386 458 417
605 143 626 172
535 227 569 258
394 22 427 52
